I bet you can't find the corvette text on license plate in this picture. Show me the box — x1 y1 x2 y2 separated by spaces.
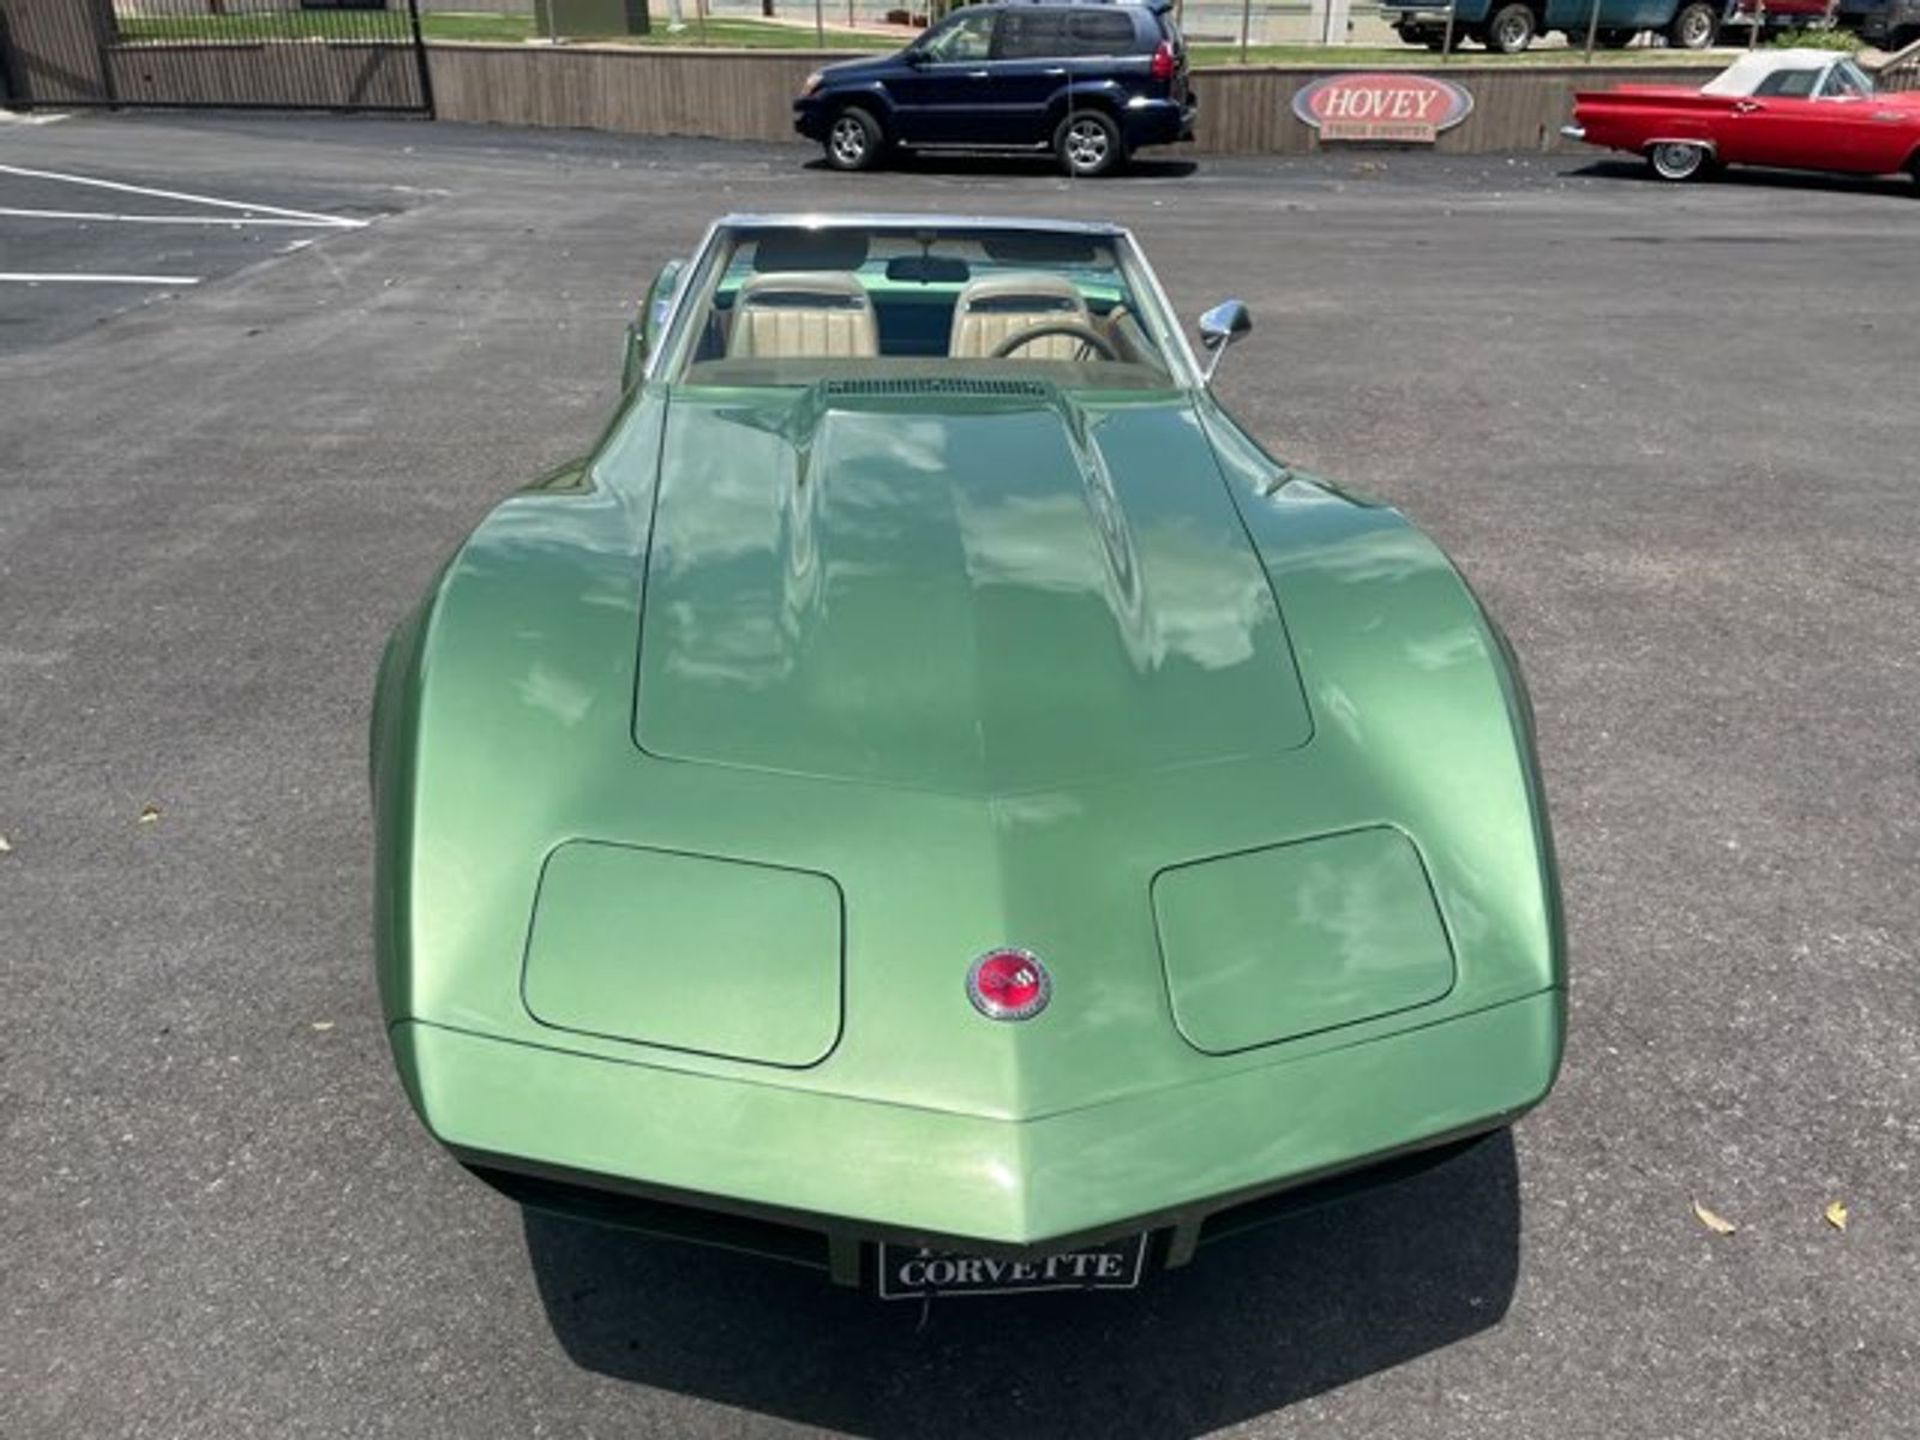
877 1234 1148 1299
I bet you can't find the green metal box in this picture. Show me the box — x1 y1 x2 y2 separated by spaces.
533 0 650 38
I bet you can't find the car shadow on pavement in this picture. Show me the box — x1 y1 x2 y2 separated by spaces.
524 1129 1521 1438
1569 158 1917 200
802 154 1201 181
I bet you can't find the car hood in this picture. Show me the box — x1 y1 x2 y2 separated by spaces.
811 53 901 85
636 383 1313 794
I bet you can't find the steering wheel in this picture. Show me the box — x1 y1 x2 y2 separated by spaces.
990 322 1118 363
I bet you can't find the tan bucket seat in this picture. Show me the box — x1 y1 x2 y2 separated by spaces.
728 271 878 360
948 272 1093 361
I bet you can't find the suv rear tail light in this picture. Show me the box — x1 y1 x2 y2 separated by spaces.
1150 41 1175 81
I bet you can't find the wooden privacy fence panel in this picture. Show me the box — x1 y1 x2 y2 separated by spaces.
105 42 425 109
1192 63 1716 153
428 44 822 139
424 44 1718 156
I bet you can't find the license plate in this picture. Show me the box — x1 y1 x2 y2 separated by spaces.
876 1234 1148 1299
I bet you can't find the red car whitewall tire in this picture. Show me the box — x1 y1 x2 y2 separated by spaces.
1648 142 1710 182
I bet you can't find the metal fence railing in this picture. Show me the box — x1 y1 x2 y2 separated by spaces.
0 0 433 110
112 0 424 51
1878 35 1920 90
414 0 1393 46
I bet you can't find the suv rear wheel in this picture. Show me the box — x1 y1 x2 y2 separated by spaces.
824 107 884 172
1056 110 1124 177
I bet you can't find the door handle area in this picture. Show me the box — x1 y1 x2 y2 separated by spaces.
1733 100 1764 114
966 69 991 79
1043 67 1068 75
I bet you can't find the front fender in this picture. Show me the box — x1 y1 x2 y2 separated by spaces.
823 81 898 125
371 398 665 1035
1199 401 1567 1011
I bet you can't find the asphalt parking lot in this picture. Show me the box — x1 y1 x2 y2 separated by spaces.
2 113 1916 1439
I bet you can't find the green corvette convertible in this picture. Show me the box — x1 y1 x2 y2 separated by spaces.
373 214 1564 1298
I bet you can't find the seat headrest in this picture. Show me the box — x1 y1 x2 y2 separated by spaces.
750 228 871 273
728 271 878 360
951 271 1088 310
736 270 873 307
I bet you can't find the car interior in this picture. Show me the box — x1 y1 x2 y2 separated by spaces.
676 226 1176 386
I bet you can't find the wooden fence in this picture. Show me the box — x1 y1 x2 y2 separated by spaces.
106 41 424 108
425 43 1722 155
427 42 819 140
43 32 1914 155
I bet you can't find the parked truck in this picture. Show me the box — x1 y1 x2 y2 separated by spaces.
1721 0 1846 39
1379 0 1723 52
1836 0 1920 49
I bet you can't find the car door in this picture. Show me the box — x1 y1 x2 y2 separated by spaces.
1806 59 1918 174
1068 8 1145 109
1841 100 1920 175
982 6 1074 146
886 8 999 145
1714 65 1840 169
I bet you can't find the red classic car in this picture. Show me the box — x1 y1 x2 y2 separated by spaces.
1566 49 1920 183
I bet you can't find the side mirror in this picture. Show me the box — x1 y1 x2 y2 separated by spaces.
622 257 685 391
903 46 930 66
1197 299 1252 382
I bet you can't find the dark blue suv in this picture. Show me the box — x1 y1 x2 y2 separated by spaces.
794 0 1194 177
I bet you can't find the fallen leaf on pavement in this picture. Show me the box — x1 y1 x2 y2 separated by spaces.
0 833 12 854
1824 1200 1849 1232
310 1021 335 1032
1692 1199 1738 1235
137 804 161 824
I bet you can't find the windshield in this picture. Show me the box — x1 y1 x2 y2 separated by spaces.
665 223 1188 390
1822 59 1874 97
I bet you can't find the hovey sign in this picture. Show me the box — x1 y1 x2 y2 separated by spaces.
1292 73 1474 144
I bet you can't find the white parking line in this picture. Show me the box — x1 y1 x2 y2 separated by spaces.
0 207 344 228
0 163 368 229
0 273 202 286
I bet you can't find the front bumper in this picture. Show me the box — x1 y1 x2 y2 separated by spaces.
793 96 827 142
1561 124 1587 142
394 987 1561 1277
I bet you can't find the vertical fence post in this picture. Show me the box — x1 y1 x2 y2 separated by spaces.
92 0 120 104
407 0 435 116
1238 0 1251 62
1583 0 1601 60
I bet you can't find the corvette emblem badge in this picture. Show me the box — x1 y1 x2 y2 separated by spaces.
967 948 1052 1021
